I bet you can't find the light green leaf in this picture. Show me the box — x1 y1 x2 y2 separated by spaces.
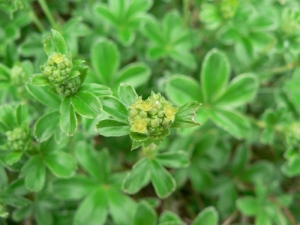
72 91 102 118
96 119 130 137
236 197 258 216
165 75 202 106
0 105 17 131
149 159 176 198
91 39 120 86
15 104 28 126
118 28 135 46
141 19 165 46
45 29 68 55
74 188 108 225
169 49 196 69
60 96 77 136
44 152 77 178
118 83 138 107
134 201 157 225
5 151 23 166
201 49 230 103
210 109 250 139
192 207 219 225
100 96 128 122
128 0 153 15
171 102 201 128
115 63 150 89
80 84 112 98
21 156 45 192
215 74 258 107
123 158 151 194
54 175 98 200
159 211 184 225
35 111 59 142
95 4 118 26
156 151 189 168
30 74 50 86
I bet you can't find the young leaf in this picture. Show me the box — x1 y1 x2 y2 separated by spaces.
165 75 202 106
45 29 68 55
30 74 50 86
15 104 28 126
26 84 61 108
192 207 219 225
0 105 18 130
115 63 150 89
44 152 77 178
123 158 151 194
35 111 60 142
171 102 201 128
215 74 258 107
201 49 230 103
96 119 130 137
149 159 176 198
71 91 102 119
100 96 128 122
118 83 138 107
91 39 120 86
60 96 77 136
134 201 157 225
236 196 258 216
74 188 108 225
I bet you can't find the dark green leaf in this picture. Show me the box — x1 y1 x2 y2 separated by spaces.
156 151 189 168
192 207 219 225
35 111 60 142
100 96 128 122
96 119 130 137
30 74 50 86
171 102 201 128
134 201 157 225
60 96 77 136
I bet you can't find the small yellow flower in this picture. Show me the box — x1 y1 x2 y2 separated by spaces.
164 105 178 121
130 119 149 134
53 53 64 64
139 99 153 111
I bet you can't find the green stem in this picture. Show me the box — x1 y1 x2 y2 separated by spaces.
183 0 190 27
30 10 46 32
38 0 60 30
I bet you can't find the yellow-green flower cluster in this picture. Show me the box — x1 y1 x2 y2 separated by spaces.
128 92 178 137
6 127 30 151
220 0 239 19
11 64 28 86
55 76 81 96
41 53 72 84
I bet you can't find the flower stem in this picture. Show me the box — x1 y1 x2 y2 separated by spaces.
38 0 60 30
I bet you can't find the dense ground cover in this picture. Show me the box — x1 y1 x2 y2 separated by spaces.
1 0 300 224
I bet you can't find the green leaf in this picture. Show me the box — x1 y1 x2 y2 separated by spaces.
15 104 28 126
75 142 105 182
232 145 249 175
35 206 53 225
156 151 189 168
118 28 135 46
129 132 149 142
60 96 77 136
201 49 230 103
192 207 219 225
118 83 138 107
80 84 112 98
128 0 153 15
45 29 68 55
210 109 250 139
72 91 102 119
123 158 151 194
215 74 258 107
30 74 50 86
165 75 202 106
159 211 184 225
134 201 157 225
236 197 258 216
141 19 164 46
281 155 300 177
95 4 118 26
0 105 17 130
26 84 61 108
74 188 108 225
54 175 97 200
100 96 128 122
44 152 77 178
12 205 33 222
96 119 130 137
169 49 196 69
35 111 60 142
5 151 23 165
149 159 176 198
0 166 8 188
108 188 136 225
171 102 201 128
91 39 120 86
21 156 45 192
115 63 150 88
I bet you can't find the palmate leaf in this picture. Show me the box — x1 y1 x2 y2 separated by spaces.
192 207 219 225
171 102 201 128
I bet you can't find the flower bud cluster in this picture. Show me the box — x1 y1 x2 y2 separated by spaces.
220 0 239 19
128 92 178 137
55 76 81 96
6 127 30 151
40 53 73 84
11 64 28 86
